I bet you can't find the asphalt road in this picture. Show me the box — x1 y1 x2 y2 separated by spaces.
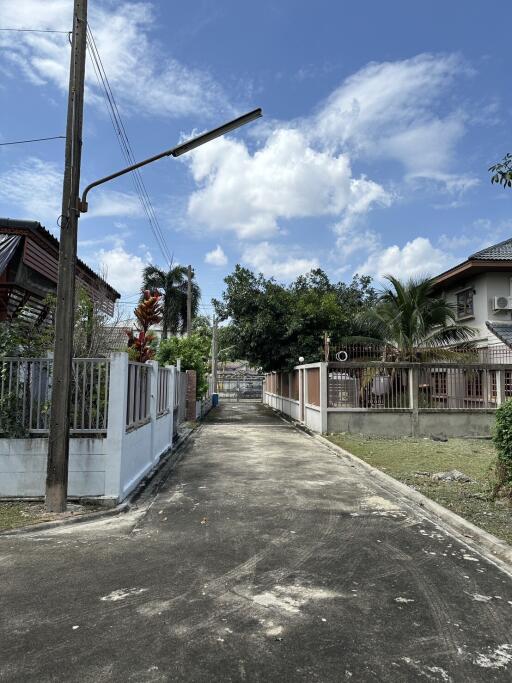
1 403 512 682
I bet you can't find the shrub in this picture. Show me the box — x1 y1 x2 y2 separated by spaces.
492 399 512 495
157 334 210 398
0 392 29 438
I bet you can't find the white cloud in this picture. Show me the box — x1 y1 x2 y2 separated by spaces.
356 237 453 280
85 189 144 220
186 129 391 239
95 244 151 294
184 52 475 248
312 53 475 190
241 242 319 280
204 245 227 267
0 157 143 226
333 222 381 257
0 0 230 119
0 157 61 226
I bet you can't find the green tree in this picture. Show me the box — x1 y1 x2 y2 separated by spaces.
141 264 200 339
345 275 475 361
213 266 378 371
157 333 210 397
489 153 512 188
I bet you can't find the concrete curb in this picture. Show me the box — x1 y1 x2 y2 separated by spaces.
271 408 512 573
314 433 512 572
0 420 202 537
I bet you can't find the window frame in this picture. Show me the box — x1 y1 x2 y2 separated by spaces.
456 287 474 320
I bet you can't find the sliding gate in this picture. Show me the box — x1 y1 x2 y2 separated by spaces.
217 370 264 402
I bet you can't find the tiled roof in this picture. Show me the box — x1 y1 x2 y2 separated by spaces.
470 237 512 260
486 321 512 348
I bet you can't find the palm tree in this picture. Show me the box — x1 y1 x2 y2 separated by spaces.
345 275 476 361
141 264 200 339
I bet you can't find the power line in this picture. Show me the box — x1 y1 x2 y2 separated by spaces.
0 135 65 146
0 28 69 34
85 25 174 269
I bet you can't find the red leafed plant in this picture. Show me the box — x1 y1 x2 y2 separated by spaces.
127 290 162 362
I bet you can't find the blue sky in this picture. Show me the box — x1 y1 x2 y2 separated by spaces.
1 0 511 316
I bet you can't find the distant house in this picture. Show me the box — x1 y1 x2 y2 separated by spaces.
0 218 120 323
432 237 512 352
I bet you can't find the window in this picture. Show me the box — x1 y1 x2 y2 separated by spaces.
457 289 474 318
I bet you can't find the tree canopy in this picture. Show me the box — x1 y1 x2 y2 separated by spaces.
489 153 512 188
157 333 211 397
213 266 378 371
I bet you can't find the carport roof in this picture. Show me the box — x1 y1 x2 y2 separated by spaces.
486 321 512 348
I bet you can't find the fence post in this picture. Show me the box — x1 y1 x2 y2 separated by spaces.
147 360 159 463
319 363 328 433
298 368 305 422
166 365 176 445
105 352 129 500
409 365 419 437
496 369 506 406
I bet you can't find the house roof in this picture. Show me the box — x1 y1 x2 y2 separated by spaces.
470 237 512 261
0 218 120 300
432 235 512 290
486 321 512 348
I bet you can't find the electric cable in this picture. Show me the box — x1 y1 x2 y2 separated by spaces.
0 135 65 146
85 25 174 268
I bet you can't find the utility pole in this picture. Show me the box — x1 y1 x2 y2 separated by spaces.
212 316 218 393
45 0 88 512
186 264 192 335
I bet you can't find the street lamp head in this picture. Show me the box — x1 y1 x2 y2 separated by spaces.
298 356 305 363
170 108 263 158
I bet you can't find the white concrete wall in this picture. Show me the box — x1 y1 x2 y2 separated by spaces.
264 392 322 430
442 271 512 344
0 354 179 503
304 405 322 432
0 438 108 498
120 422 154 498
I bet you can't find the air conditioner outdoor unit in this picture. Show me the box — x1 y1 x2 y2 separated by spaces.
493 296 512 311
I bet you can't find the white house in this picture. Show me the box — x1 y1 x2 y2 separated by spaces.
432 237 512 352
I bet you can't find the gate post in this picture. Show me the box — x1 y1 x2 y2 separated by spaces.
319 362 328 434
298 368 305 423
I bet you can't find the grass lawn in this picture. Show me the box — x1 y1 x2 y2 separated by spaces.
0 501 102 532
327 434 512 545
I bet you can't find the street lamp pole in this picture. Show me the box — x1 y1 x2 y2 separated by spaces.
78 109 262 212
46 107 262 512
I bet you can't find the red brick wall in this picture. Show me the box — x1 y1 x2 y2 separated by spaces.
186 370 197 421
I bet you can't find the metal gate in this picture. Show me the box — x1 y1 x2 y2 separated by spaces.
217 370 264 402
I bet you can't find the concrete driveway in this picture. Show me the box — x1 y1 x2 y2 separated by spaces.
1 402 512 682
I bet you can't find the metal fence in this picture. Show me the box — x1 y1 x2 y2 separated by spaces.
327 366 410 409
126 362 150 429
329 342 512 365
0 357 110 435
417 365 512 409
157 367 171 416
327 363 512 411
71 358 110 432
